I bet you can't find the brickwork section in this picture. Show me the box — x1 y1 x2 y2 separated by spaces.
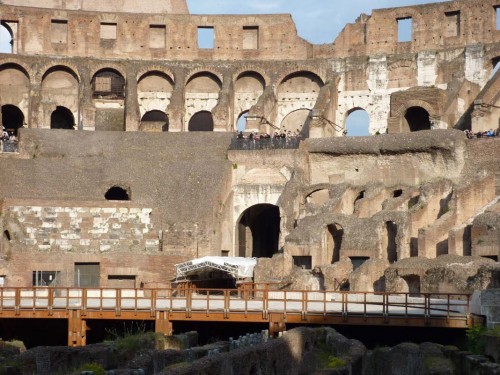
5 203 159 253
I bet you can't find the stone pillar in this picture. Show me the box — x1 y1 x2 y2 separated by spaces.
28 81 42 128
167 67 185 132
212 71 232 131
79 67 96 131
125 66 140 131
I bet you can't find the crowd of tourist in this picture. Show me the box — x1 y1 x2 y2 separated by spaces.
1 128 19 153
232 130 302 150
464 128 500 139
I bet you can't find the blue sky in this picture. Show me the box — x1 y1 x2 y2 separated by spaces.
187 0 449 44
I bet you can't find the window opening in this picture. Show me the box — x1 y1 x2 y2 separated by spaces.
92 70 125 99
0 22 13 53
243 26 259 50
496 7 500 31
1 105 24 135
100 22 117 40
350 256 369 271
105 186 130 201
197 26 214 49
74 263 100 288
51 20 68 44
393 189 403 198
405 106 431 132
293 256 312 270
397 17 412 42
32 271 60 287
149 25 166 49
345 109 370 136
445 11 460 37
51 106 74 129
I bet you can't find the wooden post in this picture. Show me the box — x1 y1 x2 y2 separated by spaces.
155 311 173 336
68 309 86 347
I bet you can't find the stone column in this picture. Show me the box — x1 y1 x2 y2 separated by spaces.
125 65 140 131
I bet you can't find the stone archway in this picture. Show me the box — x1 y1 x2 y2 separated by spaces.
1 105 24 134
140 110 169 132
405 106 432 132
50 106 74 129
237 204 280 258
188 111 214 132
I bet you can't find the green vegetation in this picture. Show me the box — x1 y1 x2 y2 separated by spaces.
466 324 486 354
317 351 346 369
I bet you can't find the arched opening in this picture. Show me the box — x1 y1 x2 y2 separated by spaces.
188 111 214 132
402 275 421 296
0 23 13 53
1 105 24 135
386 221 398 263
280 109 311 138
491 57 500 79
50 106 74 129
345 108 370 136
236 111 248 132
327 223 344 263
105 186 130 201
92 69 125 99
2 230 11 258
140 110 169 132
237 204 280 258
405 106 431 132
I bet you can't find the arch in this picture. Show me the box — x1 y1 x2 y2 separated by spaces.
491 56 500 79
105 186 130 201
237 204 280 258
2 105 24 134
280 109 311 138
326 223 344 263
402 275 421 296
386 221 398 263
137 67 174 85
140 110 169 132
234 68 269 87
405 106 431 132
137 71 174 92
186 72 222 92
188 111 214 132
345 108 370 136
50 106 74 129
235 71 265 92
91 68 125 99
305 189 329 206
277 71 324 94
0 64 30 113
275 68 326 91
236 111 248 132
41 65 80 84
186 68 223 87
0 62 30 80
0 22 13 54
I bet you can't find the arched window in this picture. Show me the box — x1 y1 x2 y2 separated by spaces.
1 105 24 135
345 108 370 136
236 111 248 132
92 69 125 99
238 204 280 258
405 107 431 132
140 110 169 132
188 111 214 132
0 23 13 53
105 186 130 201
50 106 74 129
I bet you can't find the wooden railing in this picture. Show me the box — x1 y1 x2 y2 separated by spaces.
0 287 472 323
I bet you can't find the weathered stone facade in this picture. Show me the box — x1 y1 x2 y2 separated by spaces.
0 0 499 290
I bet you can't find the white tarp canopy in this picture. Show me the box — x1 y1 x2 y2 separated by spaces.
175 256 257 280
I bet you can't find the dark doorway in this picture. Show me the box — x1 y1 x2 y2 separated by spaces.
1 105 24 134
405 106 431 132
403 275 421 296
327 223 344 263
188 111 214 132
238 204 280 258
105 186 130 201
350 256 369 271
293 256 312 270
50 106 74 129
386 221 398 263
140 110 169 132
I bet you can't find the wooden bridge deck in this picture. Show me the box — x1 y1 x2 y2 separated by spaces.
0 287 484 346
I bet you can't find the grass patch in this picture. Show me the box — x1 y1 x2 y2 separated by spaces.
75 363 105 375
317 351 346 369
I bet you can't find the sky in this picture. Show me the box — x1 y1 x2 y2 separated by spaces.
187 0 449 135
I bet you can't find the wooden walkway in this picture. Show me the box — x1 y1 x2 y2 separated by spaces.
0 286 483 346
